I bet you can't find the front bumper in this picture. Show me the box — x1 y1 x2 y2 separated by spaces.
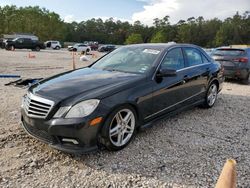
21 108 102 154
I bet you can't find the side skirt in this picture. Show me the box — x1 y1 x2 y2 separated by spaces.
139 99 205 131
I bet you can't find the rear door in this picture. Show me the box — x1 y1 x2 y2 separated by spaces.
23 38 33 49
181 47 211 103
78 44 87 51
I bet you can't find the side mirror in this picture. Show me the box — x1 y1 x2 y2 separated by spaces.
156 68 177 77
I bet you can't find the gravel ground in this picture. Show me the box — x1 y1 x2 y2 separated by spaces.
0 49 249 187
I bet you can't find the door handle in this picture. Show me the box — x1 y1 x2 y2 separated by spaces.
182 75 190 84
183 75 190 81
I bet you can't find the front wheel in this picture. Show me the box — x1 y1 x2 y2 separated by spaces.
203 83 218 108
99 105 137 151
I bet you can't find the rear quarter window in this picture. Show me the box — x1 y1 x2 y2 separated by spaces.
201 53 210 63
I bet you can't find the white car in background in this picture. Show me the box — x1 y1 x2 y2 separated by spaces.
67 43 91 53
45 41 62 50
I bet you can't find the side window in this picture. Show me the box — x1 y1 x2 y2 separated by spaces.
161 48 185 70
201 53 210 63
24 39 30 43
183 48 203 66
17 38 24 43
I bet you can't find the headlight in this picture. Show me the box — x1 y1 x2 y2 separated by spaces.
54 99 100 118
53 106 71 118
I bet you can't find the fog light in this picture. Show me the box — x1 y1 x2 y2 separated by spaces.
61 138 79 145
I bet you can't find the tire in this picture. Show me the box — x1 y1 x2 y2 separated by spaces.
203 82 218 108
8 45 15 51
73 48 77 52
242 73 250 85
35 46 40 51
99 105 138 151
55 46 60 50
86 48 90 53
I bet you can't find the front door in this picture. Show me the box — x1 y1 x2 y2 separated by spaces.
147 47 190 120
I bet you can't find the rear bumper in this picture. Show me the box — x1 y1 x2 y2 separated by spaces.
21 108 101 154
224 68 249 80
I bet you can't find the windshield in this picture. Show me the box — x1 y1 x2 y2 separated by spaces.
212 49 245 56
92 46 162 74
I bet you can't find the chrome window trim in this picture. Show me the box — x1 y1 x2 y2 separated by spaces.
176 62 211 72
145 91 204 119
152 46 211 80
152 46 181 80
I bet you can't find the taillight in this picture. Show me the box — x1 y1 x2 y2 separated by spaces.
233 57 248 63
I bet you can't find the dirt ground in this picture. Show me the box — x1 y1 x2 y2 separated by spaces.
0 49 249 187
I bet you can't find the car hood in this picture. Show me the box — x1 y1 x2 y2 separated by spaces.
29 68 144 104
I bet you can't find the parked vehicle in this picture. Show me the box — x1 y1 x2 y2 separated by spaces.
5 38 45 51
203 48 215 56
21 43 224 153
45 41 62 50
67 43 91 52
84 41 99 51
98 45 116 52
0 38 4 49
3 33 39 41
211 48 250 84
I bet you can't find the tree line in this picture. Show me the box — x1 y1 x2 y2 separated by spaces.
0 5 249 47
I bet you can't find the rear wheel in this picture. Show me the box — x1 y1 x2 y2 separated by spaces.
99 105 137 151
35 46 40 51
203 82 218 108
242 73 250 85
55 46 60 50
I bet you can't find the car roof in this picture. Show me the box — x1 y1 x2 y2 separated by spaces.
125 43 202 51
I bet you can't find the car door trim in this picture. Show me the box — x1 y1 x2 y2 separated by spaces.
152 47 210 79
176 62 211 72
152 47 184 80
145 91 204 119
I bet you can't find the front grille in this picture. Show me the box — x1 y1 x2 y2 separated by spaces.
22 121 55 143
23 92 54 119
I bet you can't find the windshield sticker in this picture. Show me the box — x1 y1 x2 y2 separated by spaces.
143 49 160 55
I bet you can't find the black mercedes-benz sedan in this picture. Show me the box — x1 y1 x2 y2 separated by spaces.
21 43 224 153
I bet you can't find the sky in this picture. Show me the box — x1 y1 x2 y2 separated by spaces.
0 0 249 25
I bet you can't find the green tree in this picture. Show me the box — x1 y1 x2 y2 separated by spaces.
150 30 166 43
125 33 143 44
0 5 249 46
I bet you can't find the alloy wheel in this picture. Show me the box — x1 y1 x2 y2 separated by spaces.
109 109 135 147
207 84 217 106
